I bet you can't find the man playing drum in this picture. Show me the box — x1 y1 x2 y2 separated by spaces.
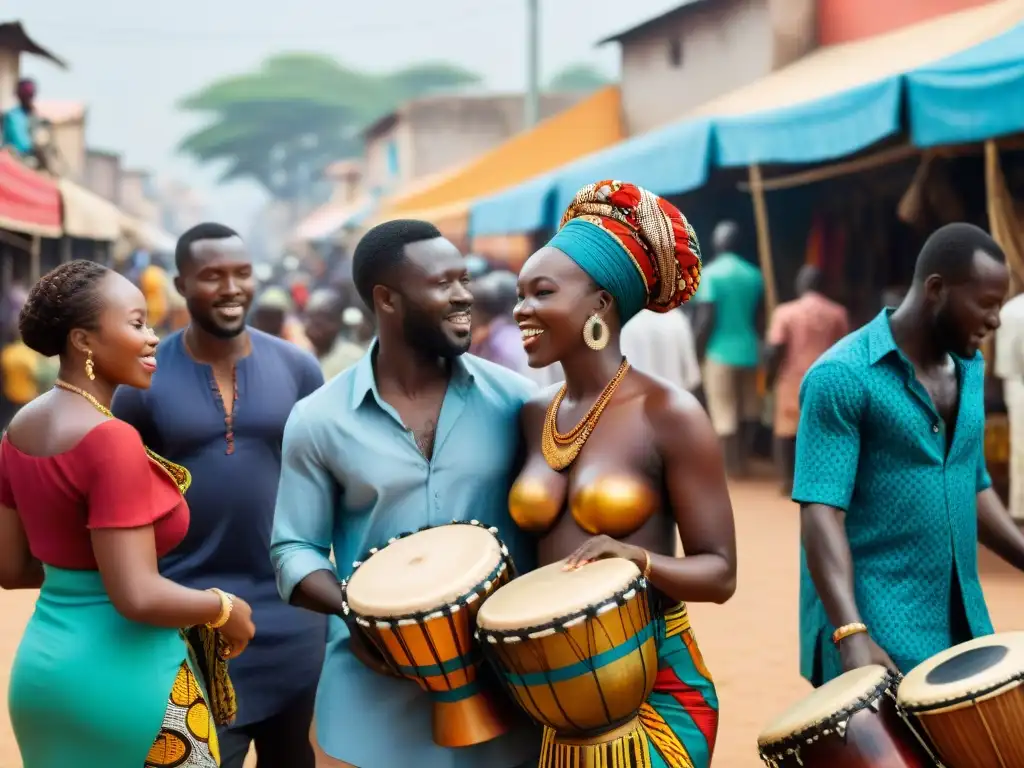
796 223 1024 687
270 220 540 768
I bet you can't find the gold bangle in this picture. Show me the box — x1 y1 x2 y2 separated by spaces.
641 550 652 580
206 588 233 629
832 622 868 646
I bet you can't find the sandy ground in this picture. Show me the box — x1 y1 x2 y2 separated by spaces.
0 479 1021 768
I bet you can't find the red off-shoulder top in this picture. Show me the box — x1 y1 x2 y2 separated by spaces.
0 419 189 569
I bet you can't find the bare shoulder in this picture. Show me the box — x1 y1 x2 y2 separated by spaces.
521 382 561 435
7 391 118 455
637 371 714 452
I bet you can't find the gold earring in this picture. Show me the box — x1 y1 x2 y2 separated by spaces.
85 350 95 381
582 314 609 351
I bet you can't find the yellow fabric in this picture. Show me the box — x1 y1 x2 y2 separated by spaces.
1 341 40 404
140 265 169 327
378 86 624 217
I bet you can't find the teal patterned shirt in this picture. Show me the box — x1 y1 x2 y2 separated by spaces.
793 309 993 686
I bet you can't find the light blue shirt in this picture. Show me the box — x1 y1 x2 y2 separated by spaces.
2 107 32 155
271 342 540 768
693 252 763 367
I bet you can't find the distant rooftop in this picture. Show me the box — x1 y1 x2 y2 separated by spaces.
598 0 712 44
0 21 67 67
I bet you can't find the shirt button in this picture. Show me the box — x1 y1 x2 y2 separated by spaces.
933 425 940 433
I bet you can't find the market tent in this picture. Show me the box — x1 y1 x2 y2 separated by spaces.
0 151 61 237
291 196 373 244
378 86 623 221
58 178 122 241
698 0 1024 166
471 118 712 237
907 19 1024 147
469 0 1024 236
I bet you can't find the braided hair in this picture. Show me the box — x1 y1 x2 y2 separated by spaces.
18 260 111 358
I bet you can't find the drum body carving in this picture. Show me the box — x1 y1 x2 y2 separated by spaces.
476 558 658 762
898 632 1024 768
341 521 514 747
757 665 935 768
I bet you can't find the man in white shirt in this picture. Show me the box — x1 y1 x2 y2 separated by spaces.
996 291 1024 520
621 307 701 395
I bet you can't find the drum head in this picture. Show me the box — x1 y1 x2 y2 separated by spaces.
346 523 502 617
898 632 1024 713
758 665 890 747
477 558 639 632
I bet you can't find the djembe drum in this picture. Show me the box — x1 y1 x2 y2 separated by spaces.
341 520 515 747
897 632 1024 767
476 558 658 765
757 665 936 767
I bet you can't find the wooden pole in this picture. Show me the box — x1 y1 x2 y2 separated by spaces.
29 236 41 282
748 164 778 317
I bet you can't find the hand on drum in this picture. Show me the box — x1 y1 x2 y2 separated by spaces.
839 632 897 675
563 535 644 572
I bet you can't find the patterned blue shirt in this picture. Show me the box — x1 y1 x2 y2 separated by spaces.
793 309 993 686
270 342 540 768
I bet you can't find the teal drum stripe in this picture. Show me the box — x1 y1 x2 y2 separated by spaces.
395 653 480 679
430 680 481 703
502 622 657 688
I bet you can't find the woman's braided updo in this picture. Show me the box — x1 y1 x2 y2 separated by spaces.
18 260 111 358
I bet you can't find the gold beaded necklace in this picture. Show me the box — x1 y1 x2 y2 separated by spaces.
541 358 631 471
54 380 192 494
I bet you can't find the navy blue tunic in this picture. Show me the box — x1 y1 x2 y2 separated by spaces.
113 328 327 727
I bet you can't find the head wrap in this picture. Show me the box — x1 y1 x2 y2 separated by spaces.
546 180 702 322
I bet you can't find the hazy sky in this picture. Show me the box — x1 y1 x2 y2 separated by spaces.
10 0 683 226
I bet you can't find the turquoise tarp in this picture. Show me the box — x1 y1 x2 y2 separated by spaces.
471 120 712 237
907 21 1024 147
713 78 903 167
470 20 1024 237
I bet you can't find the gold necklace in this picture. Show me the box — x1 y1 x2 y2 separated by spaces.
54 380 192 495
541 358 631 471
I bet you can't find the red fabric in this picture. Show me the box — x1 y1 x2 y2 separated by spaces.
559 179 703 312
655 666 720 756
0 420 188 569
0 152 61 236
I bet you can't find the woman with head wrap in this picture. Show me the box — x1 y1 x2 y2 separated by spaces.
509 181 737 768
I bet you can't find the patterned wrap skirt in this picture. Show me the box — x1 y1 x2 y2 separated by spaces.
538 603 719 768
9 566 219 768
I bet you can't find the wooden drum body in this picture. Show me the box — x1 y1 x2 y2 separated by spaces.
898 632 1024 768
758 666 936 768
341 521 514 747
476 559 658 752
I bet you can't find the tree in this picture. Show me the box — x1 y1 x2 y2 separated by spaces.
177 54 481 201
547 64 614 93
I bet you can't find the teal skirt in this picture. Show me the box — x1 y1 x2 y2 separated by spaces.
9 566 220 768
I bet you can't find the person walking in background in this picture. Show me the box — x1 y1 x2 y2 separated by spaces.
1 78 37 157
694 221 764 476
270 219 540 768
470 270 529 374
113 224 327 768
2 260 254 768
765 265 849 495
997 287 1024 521
139 254 171 334
796 224 1024 686
621 306 702 396
250 286 314 352
304 286 365 380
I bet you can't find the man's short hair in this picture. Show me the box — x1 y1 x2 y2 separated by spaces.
351 219 442 309
175 222 240 273
914 223 1005 285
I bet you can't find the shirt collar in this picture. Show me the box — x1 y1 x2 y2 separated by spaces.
350 338 475 411
867 306 983 368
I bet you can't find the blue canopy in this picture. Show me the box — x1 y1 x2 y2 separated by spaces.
713 78 903 167
907 21 1024 147
471 119 712 237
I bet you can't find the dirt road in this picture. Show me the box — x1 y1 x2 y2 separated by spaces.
0 480 1020 767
